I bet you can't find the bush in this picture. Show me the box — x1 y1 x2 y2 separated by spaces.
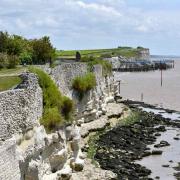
72 72 96 99
120 111 140 126
7 55 19 69
0 53 8 69
61 96 74 121
29 67 74 131
0 53 19 69
40 107 63 130
81 56 112 76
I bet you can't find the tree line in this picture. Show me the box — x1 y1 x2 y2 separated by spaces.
0 31 56 69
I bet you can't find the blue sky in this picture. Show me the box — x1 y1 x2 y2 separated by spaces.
0 0 180 55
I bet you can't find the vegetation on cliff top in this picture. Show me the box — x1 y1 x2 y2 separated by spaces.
56 46 144 59
29 67 74 131
72 72 96 99
81 56 112 76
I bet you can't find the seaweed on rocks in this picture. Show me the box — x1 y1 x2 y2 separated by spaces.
94 109 180 180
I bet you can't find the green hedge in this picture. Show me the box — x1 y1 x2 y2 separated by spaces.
72 72 96 99
29 67 74 131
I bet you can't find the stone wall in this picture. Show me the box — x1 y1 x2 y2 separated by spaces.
39 63 115 120
0 63 116 180
0 73 43 140
0 138 20 180
38 63 88 97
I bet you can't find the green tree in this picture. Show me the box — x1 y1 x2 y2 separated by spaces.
32 36 56 64
6 35 24 56
0 31 9 52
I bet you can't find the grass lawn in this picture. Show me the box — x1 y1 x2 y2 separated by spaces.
56 47 140 59
0 76 22 92
0 66 26 76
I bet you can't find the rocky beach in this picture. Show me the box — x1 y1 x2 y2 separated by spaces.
91 101 180 180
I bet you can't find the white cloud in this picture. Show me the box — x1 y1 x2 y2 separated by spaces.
74 1 122 17
0 0 180 54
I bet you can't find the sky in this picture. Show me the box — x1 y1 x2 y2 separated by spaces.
0 0 180 55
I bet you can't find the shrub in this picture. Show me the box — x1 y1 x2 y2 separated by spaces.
7 55 19 69
40 107 63 130
0 53 8 69
81 56 112 76
29 67 74 131
61 96 74 121
0 53 19 69
72 72 96 99
120 111 140 126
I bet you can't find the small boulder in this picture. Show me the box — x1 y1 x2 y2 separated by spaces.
152 150 163 155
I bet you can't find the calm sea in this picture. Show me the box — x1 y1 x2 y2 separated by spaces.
115 60 180 111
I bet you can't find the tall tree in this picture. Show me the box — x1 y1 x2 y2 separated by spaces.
32 36 56 64
0 31 9 52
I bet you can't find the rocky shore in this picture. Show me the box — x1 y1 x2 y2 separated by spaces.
93 103 180 180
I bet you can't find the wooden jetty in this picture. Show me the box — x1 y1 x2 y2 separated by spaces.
114 59 174 72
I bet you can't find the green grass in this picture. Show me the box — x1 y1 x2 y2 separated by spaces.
0 67 26 76
72 72 96 99
29 67 74 131
87 133 100 166
120 111 141 126
56 47 140 59
0 76 22 91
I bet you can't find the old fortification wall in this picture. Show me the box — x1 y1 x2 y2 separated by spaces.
39 63 115 120
0 63 117 180
0 73 43 141
0 138 20 180
38 63 88 97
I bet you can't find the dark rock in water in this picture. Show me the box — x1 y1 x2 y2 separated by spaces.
155 126 166 132
154 140 170 148
169 160 173 163
154 132 161 136
174 137 180 140
151 150 163 155
155 176 160 179
166 109 173 113
162 164 170 168
142 151 152 157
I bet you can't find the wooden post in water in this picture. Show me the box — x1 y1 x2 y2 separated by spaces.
141 93 144 102
117 80 121 94
161 68 163 87
160 61 163 87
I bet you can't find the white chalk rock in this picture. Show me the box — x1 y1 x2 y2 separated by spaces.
34 126 46 148
26 159 40 180
52 133 59 143
49 149 68 171
70 158 84 172
105 96 114 103
56 165 72 180
15 133 23 145
24 130 34 140
77 118 84 125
